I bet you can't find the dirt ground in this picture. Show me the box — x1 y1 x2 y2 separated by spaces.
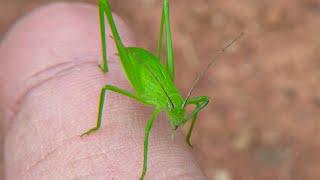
1 0 320 179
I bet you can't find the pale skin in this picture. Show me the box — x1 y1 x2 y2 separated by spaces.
0 2 206 180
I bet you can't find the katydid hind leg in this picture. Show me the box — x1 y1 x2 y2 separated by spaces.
163 0 175 81
185 96 209 147
140 108 161 180
99 0 129 65
156 6 164 60
81 85 144 137
98 1 108 73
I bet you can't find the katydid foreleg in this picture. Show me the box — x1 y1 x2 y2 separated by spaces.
140 108 162 180
81 85 145 137
184 96 209 147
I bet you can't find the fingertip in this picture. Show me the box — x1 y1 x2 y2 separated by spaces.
0 2 135 127
1 2 205 179
1 2 138 179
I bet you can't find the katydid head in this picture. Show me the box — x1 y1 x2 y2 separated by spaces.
167 100 199 128
167 106 186 128
167 101 204 129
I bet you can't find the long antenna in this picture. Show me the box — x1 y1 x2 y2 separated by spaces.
182 32 244 107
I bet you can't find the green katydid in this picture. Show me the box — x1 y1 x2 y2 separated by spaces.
80 0 243 179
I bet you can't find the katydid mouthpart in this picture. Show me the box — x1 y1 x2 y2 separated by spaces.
80 0 243 179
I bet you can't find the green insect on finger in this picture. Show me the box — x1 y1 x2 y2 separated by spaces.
81 0 244 179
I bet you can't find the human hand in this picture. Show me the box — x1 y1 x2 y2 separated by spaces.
0 3 205 179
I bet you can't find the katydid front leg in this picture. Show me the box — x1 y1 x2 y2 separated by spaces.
140 108 162 180
185 96 209 147
81 85 145 137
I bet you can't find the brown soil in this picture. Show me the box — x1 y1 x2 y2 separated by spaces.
1 0 320 179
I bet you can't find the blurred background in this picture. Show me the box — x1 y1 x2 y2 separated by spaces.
1 0 320 179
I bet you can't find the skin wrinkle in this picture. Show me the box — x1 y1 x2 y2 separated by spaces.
28 152 117 179
21 142 60 177
26 61 74 82
20 135 80 177
23 133 135 179
66 153 120 175
20 132 118 178
1 2 128 128
5 60 102 135
6 63 116 176
6 62 74 128
5 54 120 133
19 99 141 177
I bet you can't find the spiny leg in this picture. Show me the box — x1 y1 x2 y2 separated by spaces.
99 0 130 72
164 0 174 80
81 85 145 137
156 6 164 60
156 0 175 80
140 108 162 180
100 0 125 50
185 114 198 147
185 96 209 147
98 2 108 73
100 0 141 88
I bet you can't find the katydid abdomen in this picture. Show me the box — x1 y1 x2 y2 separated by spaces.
124 47 184 109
